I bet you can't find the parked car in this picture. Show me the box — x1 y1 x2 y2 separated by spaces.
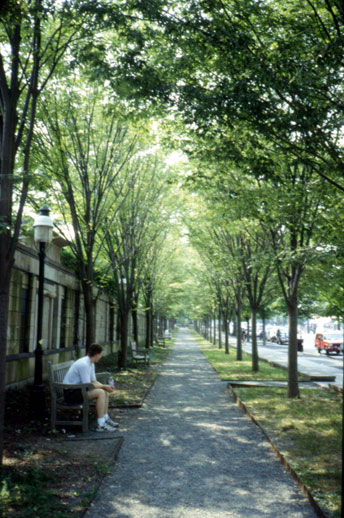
270 329 288 345
315 332 343 355
269 329 303 350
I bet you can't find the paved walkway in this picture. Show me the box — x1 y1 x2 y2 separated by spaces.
85 329 318 518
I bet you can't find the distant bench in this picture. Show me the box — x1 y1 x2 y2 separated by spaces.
48 360 110 433
130 342 150 367
155 335 166 347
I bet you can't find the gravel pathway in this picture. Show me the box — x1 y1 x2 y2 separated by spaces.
85 329 318 518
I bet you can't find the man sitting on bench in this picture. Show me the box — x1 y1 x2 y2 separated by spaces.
63 343 118 432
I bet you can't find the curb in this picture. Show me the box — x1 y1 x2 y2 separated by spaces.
228 383 330 518
233 343 337 386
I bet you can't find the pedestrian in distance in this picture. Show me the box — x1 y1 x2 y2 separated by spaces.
63 343 118 432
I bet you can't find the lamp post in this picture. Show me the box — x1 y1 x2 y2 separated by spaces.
31 204 53 419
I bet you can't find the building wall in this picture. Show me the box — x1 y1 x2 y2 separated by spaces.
5 239 146 388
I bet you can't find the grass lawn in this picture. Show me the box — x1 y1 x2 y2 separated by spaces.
196 335 288 380
196 333 342 518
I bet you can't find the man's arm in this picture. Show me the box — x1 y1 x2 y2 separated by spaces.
92 380 115 393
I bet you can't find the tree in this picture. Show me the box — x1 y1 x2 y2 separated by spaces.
216 225 272 371
33 85 138 351
108 0 344 191
186 202 238 356
184 150 335 395
257 159 335 396
0 0 96 464
300 212 344 325
104 152 173 368
141 231 170 348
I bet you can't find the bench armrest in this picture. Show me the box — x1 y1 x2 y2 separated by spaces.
96 372 111 384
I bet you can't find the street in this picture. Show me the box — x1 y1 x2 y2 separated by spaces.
241 332 343 390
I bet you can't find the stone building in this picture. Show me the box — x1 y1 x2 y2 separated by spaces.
5 238 144 388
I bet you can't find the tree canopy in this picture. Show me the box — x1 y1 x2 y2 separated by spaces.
2 0 344 463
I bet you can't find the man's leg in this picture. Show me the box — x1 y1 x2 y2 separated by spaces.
88 389 118 430
104 391 109 415
103 391 119 428
88 388 106 418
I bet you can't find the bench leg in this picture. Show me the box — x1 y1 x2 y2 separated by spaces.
51 398 57 430
82 399 89 433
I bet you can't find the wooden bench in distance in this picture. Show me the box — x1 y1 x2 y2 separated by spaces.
155 334 166 347
130 342 150 367
48 360 110 433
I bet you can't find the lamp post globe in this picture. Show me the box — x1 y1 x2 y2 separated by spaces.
31 205 53 419
33 204 54 244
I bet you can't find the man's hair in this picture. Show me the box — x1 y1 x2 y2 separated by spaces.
88 344 103 357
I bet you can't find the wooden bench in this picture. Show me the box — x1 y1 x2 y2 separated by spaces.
130 342 150 367
48 360 110 433
155 334 166 347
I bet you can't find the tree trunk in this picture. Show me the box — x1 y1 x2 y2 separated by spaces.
83 285 95 352
150 311 154 347
224 311 229 354
73 289 81 357
251 308 259 372
153 315 158 341
116 309 121 342
288 296 300 398
145 307 152 348
0 268 11 465
232 319 237 337
236 304 243 361
218 308 222 349
118 310 129 369
108 305 115 353
144 282 153 348
262 316 267 346
132 292 139 345
211 315 214 344
132 309 138 345
275 255 301 398
0 23 20 468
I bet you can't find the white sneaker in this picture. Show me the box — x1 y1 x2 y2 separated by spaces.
106 417 119 428
96 422 116 432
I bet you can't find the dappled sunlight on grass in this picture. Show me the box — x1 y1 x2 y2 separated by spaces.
108 369 157 406
196 336 288 380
